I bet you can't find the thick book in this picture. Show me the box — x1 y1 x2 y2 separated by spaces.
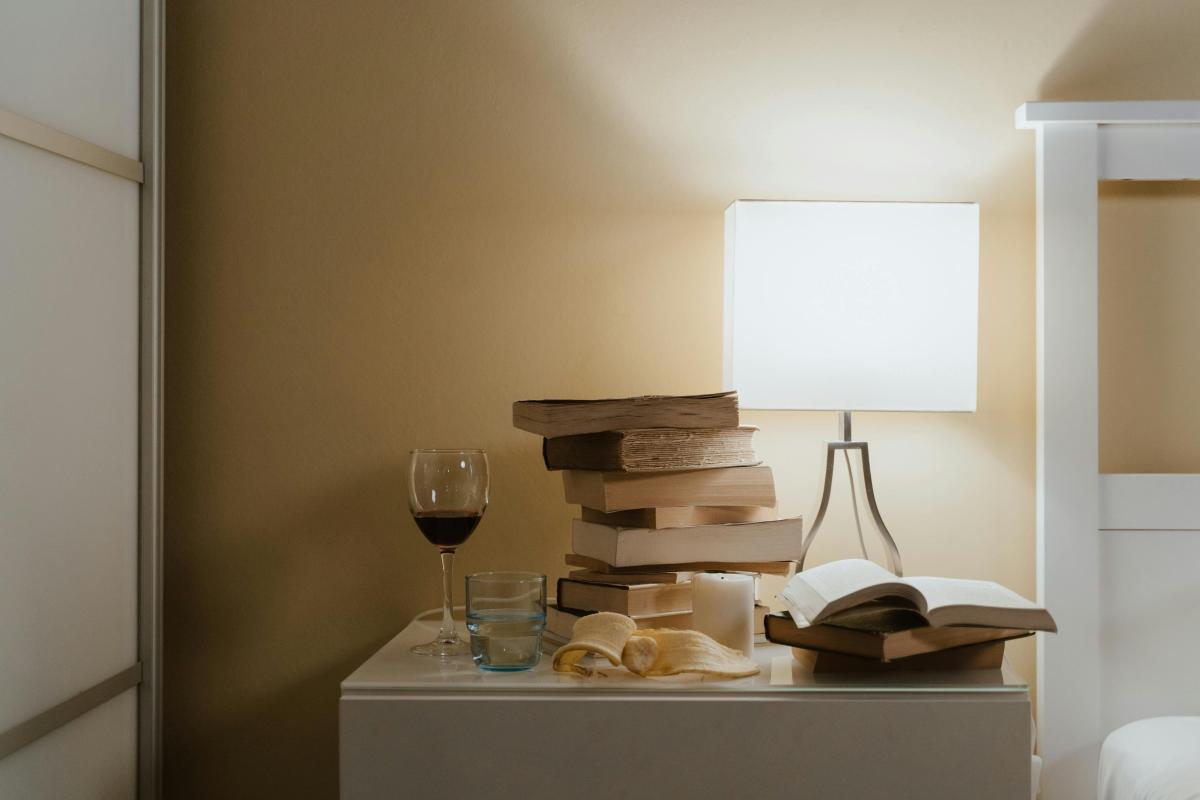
581 505 776 529
791 640 1007 673
763 612 1032 662
543 427 759 473
568 569 695 585
544 603 768 642
557 577 693 616
782 559 1057 632
513 392 739 438
565 553 796 577
562 466 776 512
571 517 803 568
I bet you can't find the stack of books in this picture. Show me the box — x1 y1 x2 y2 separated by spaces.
766 559 1057 672
512 391 803 645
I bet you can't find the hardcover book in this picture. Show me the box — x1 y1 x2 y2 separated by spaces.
763 612 1032 662
571 516 803 568
791 640 1008 673
557 577 693 616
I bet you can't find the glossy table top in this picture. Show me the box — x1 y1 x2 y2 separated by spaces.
343 611 1029 697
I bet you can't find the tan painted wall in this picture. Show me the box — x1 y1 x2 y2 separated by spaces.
164 1 1200 796
1101 183 1200 473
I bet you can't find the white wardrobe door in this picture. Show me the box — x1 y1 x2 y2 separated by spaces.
0 690 136 799
0 0 140 157
0 108 139 800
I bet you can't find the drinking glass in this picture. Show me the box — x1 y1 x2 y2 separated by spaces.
466 572 547 671
409 449 489 657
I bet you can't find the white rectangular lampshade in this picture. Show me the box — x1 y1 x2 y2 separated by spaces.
723 200 979 412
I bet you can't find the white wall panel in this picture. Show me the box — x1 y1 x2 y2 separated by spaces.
1100 474 1200 530
1099 125 1200 181
0 0 140 157
0 136 138 732
1100 531 1200 733
0 689 135 800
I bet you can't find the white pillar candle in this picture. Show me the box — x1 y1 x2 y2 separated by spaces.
691 572 755 656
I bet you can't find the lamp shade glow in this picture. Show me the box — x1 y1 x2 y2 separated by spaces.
723 200 979 412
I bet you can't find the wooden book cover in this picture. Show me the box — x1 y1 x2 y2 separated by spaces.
764 612 1032 661
791 640 1006 673
562 465 776 512
513 392 739 438
571 516 803 567
581 505 776 529
565 552 796 577
543 427 758 472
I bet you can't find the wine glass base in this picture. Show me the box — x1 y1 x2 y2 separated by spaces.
411 635 470 657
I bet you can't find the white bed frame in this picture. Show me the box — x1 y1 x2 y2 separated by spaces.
1017 101 1200 798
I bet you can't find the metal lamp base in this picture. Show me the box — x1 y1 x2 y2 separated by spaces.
798 411 904 576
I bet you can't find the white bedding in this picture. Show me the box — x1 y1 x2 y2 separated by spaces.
1100 717 1200 800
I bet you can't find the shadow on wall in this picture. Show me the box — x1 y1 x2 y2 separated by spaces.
165 0 714 792
1034 0 1200 473
334 1 692 213
1039 0 1200 99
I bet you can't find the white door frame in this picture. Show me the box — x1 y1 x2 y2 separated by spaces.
138 0 165 795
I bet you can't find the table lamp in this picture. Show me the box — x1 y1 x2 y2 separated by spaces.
723 200 979 576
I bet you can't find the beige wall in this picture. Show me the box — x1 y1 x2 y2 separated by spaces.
164 1 1200 797
1101 183 1200 473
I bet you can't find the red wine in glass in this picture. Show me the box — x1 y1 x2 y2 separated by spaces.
408 449 489 657
413 511 482 550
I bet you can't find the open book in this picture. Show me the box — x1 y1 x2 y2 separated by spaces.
782 559 1056 632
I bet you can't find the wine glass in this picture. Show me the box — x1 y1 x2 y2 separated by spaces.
409 449 489 656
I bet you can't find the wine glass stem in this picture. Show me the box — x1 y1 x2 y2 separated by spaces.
437 549 457 642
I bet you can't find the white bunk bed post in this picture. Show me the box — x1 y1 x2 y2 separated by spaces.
1017 100 1200 799
1032 120 1102 799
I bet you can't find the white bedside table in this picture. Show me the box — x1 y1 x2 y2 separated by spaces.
341 613 1031 799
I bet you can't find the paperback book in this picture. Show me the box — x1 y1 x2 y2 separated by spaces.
580 505 776 529
562 465 776 512
565 553 797 577
570 516 803 568
543 427 758 472
513 392 739 438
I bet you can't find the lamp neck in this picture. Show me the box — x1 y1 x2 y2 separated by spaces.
838 410 853 442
